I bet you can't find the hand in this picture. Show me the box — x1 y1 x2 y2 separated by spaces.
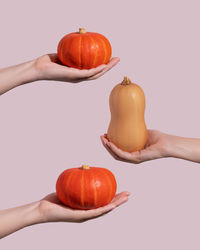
38 191 130 223
101 130 170 164
34 54 120 83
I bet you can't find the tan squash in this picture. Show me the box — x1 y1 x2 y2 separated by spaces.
107 76 148 152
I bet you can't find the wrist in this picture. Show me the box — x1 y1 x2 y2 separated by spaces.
162 134 194 160
19 59 41 84
22 201 43 227
32 54 54 81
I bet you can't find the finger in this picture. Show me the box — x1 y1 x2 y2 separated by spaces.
107 141 134 161
88 57 120 80
111 191 130 204
110 194 130 208
102 134 160 164
100 135 109 146
100 136 133 163
100 136 122 160
80 192 129 220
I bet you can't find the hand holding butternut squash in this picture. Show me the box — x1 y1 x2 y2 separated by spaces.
107 77 148 152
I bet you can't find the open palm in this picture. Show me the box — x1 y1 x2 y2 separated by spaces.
34 54 120 83
38 191 130 223
101 130 170 164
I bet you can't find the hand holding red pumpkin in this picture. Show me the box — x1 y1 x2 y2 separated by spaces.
34 53 119 83
38 191 129 223
0 28 118 95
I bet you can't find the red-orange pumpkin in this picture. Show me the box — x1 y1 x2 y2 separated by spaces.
57 28 112 69
56 165 117 210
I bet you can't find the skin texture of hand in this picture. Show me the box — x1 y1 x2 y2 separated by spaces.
0 54 120 95
34 54 120 82
39 191 130 223
101 130 168 164
101 130 200 164
0 191 129 239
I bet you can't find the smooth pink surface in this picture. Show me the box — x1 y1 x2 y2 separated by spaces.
0 0 200 249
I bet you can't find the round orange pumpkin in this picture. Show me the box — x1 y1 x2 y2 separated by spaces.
57 28 112 69
56 165 117 210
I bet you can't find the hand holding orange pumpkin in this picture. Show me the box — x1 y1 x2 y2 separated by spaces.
39 191 129 223
34 53 119 83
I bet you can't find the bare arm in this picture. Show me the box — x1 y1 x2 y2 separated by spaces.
165 134 200 163
0 60 38 94
0 201 41 239
0 191 129 239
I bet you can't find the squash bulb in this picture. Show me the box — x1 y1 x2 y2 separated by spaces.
107 77 148 152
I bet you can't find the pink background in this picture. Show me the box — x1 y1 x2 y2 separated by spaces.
1 0 200 249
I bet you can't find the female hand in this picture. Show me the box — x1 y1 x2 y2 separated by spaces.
101 130 171 164
34 54 120 83
39 191 130 223
101 130 200 164
0 191 129 238
0 54 119 94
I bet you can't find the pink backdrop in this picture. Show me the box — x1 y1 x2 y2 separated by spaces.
1 0 200 249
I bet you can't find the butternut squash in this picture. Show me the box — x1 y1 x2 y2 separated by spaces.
107 76 148 152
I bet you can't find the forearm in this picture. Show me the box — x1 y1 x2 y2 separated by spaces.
0 201 42 239
0 59 39 95
165 134 200 163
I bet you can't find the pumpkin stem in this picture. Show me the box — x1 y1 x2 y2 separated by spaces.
79 28 86 34
82 165 90 170
121 76 131 85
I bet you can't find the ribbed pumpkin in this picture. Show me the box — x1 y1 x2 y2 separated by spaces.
56 165 117 210
57 28 112 69
107 77 148 152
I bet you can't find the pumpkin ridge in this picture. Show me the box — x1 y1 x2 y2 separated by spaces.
87 34 98 68
99 168 113 205
78 35 82 69
67 36 79 67
58 39 66 64
99 36 107 64
90 169 98 207
80 168 85 207
64 170 76 208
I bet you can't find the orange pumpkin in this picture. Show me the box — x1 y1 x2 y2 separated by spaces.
56 165 117 210
57 28 112 69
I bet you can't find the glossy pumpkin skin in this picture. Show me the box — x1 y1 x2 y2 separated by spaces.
57 28 112 69
56 165 117 210
107 77 148 152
